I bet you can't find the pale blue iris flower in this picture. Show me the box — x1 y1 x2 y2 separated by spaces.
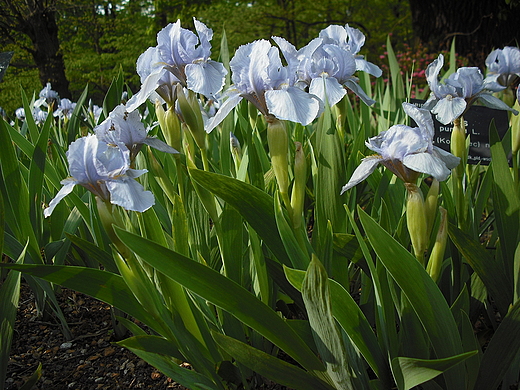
205 39 323 133
34 82 60 109
485 46 520 89
341 103 460 194
276 35 375 107
15 107 25 121
44 134 154 217
319 24 383 78
95 104 177 161
53 98 76 120
126 18 227 111
423 54 517 125
32 107 49 125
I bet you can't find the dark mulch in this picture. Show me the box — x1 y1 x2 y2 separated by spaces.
6 284 187 390
6 284 290 390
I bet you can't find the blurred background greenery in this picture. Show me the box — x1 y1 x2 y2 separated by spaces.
0 0 519 117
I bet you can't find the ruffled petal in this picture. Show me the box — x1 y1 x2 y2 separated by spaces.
402 102 435 139
204 91 242 133
126 69 167 112
432 146 461 170
185 60 226 97
431 96 466 125
265 87 322 125
426 54 444 98
319 25 348 46
143 137 179 154
340 156 381 194
343 79 375 106
309 76 346 107
402 152 451 181
106 178 155 213
477 93 519 115
355 59 383 77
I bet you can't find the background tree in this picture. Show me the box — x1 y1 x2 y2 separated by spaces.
408 0 520 63
0 0 71 98
0 0 414 115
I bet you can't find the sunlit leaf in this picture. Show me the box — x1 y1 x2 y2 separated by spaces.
114 227 324 372
392 351 477 390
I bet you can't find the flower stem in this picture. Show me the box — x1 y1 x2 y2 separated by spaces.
450 117 466 228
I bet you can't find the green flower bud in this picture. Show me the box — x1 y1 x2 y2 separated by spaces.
156 100 182 153
426 207 448 283
511 100 520 155
176 85 206 151
424 178 440 238
405 182 428 265
267 116 290 210
291 141 306 230
451 116 466 175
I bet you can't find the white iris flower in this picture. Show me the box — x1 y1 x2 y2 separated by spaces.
44 134 154 217
318 24 383 79
205 39 323 133
341 103 460 194
423 54 516 125
126 18 227 111
485 46 520 89
95 104 177 161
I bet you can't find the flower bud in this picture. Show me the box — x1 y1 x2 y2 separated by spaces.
426 207 448 282
511 100 520 155
176 85 206 151
291 142 306 230
267 116 290 206
424 178 439 238
156 100 182 153
450 117 466 174
405 182 428 265
230 132 242 163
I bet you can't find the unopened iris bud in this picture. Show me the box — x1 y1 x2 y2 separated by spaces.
511 100 520 155
230 132 242 162
266 116 291 211
426 207 448 282
176 85 206 150
95 197 132 260
156 101 182 153
451 117 467 173
405 182 428 265
424 178 440 238
291 142 306 230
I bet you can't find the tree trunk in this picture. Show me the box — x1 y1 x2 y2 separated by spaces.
408 0 520 64
24 7 71 99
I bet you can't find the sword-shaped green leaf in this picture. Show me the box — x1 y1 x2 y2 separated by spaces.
114 227 324 372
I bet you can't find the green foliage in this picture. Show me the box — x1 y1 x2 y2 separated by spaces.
1 15 520 390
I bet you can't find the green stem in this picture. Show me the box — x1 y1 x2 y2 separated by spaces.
450 117 466 229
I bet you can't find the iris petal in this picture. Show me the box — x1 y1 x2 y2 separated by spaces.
403 152 451 181
186 61 226 97
106 179 155 213
340 156 381 194
309 76 346 107
43 179 77 218
265 87 322 125
431 96 466 125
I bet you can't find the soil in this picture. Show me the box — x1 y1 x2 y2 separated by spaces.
6 284 290 390
6 284 188 390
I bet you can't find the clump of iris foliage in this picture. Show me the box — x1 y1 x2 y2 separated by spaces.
1 18 520 390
